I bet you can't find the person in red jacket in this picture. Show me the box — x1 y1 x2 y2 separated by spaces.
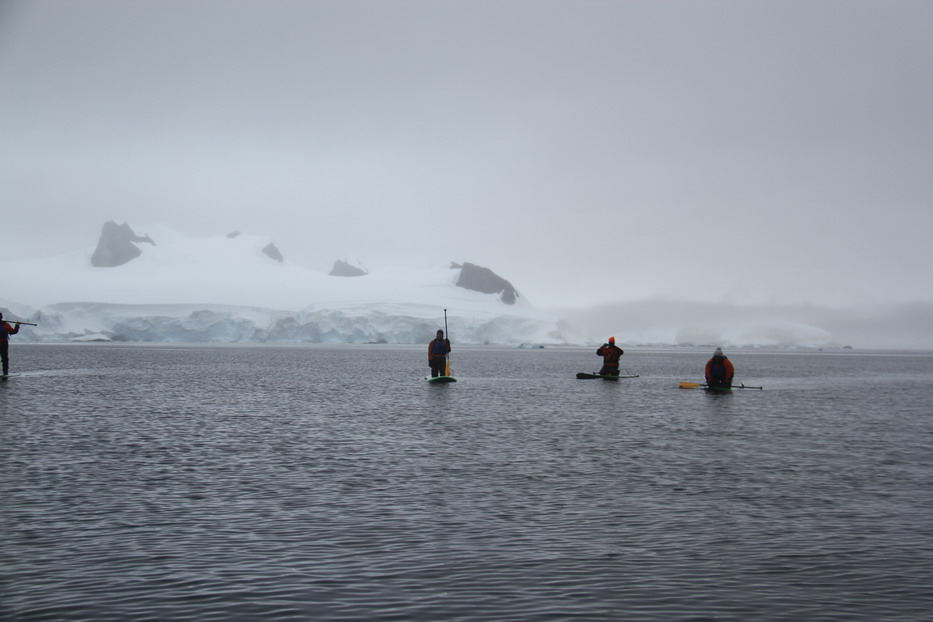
705 347 735 389
428 329 451 377
596 336 624 376
1 312 22 376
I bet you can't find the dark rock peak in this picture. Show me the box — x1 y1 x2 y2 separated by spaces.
227 231 241 239
329 259 368 277
262 243 284 263
455 262 519 305
90 221 155 267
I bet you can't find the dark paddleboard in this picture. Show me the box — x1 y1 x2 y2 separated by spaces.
680 382 761 390
427 376 457 383
576 372 639 380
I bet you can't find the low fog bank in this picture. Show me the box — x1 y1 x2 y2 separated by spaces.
559 300 933 351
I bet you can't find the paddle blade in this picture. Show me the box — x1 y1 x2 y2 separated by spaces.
445 359 451 377
679 381 704 389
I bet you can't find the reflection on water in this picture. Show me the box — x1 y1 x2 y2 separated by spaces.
2 344 932 621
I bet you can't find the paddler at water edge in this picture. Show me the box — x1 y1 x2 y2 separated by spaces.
428 329 451 378
595 336 624 376
705 347 735 389
1 312 22 376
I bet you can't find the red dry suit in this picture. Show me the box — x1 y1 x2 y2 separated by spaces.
596 343 624 375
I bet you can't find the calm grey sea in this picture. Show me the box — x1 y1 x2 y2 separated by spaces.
2 343 932 621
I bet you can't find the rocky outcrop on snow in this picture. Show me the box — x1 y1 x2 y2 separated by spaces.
262 243 284 263
329 260 367 277
453 262 519 305
90 221 155 267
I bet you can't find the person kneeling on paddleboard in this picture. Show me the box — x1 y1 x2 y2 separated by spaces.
705 347 735 389
1 312 22 376
428 329 451 378
596 337 624 376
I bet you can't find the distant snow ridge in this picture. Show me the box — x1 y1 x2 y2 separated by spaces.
91 221 286 267
0 222 562 344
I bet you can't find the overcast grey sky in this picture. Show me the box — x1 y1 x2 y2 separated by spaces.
2 0 931 308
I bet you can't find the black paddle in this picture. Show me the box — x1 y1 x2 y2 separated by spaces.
444 308 451 377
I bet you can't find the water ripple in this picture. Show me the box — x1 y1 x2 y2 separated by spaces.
3 345 932 621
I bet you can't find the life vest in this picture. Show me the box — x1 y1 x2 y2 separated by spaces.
429 338 449 360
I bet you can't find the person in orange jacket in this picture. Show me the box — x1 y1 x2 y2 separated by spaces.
596 336 624 376
428 329 451 377
1 312 22 376
705 347 735 389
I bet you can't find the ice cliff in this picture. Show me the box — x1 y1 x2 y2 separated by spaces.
1 302 568 345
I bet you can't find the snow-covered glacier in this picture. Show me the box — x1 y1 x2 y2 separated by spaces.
0 224 571 345
4 223 927 348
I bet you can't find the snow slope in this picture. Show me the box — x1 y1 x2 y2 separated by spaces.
4 225 506 309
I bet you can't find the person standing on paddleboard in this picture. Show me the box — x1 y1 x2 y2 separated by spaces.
705 347 735 389
596 337 624 376
1 312 22 376
428 329 451 378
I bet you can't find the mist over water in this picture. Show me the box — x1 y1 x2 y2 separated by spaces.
3 344 932 621
561 300 933 351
